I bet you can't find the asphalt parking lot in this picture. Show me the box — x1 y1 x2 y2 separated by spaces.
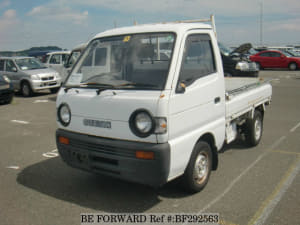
0 70 299 225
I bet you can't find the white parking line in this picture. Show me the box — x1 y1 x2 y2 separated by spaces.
11 120 29 124
34 100 49 103
42 149 59 158
6 166 20 170
249 157 300 225
199 136 286 213
290 121 300 133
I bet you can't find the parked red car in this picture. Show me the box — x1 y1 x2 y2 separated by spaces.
250 50 300 70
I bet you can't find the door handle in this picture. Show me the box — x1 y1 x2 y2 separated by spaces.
214 97 221 104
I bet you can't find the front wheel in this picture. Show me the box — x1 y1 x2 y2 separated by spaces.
289 62 297 71
244 110 263 147
182 141 212 193
21 82 33 97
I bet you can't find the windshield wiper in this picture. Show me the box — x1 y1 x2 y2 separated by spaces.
64 82 157 94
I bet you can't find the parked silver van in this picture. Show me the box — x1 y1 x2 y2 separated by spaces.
0 56 61 96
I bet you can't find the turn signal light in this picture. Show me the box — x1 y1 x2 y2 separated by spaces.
135 151 154 160
59 136 69 145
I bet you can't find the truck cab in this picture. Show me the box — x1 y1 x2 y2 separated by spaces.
56 18 272 192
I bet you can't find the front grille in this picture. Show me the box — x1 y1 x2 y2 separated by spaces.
42 76 54 81
69 138 136 158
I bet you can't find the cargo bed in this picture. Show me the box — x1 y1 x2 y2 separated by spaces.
225 77 272 122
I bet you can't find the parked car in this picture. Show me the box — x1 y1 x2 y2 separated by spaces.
0 56 61 97
44 51 70 77
250 50 300 70
61 43 87 83
0 74 14 104
218 42 258 77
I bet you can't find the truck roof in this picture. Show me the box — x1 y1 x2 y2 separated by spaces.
93 22 213 39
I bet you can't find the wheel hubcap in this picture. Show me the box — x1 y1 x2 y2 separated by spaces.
23 84 29 96
290 64 296 70
194 152 208 183
254 118 262 141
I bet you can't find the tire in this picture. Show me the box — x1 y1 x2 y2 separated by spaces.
21 81 33 97
244 110 263 147
50 87 60 94
289 62 297 71
182 141 212 193
5 95 14 104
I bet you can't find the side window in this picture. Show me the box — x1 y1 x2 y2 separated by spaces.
270 52 281 57
95 48 107 66
62 54 69 64
259 52 270 57
49 54 60 64
6 60 17 72
178 34 216 86
0 60 4 71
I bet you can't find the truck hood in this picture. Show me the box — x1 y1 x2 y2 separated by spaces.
231 43 252 55
56 88 162 142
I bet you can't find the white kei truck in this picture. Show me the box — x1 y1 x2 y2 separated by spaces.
56 16 272 193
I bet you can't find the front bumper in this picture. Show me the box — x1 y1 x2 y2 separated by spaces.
232 70 259 77
0 84 14 102
31 78 61 91
56 129 170 187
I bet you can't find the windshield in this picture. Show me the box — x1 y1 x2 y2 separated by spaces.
15 58 47 70
218 42 232 56
66 33 175 90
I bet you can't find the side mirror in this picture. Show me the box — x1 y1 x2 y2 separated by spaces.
280 55 285 59
176 82 186 94
12 67 17 72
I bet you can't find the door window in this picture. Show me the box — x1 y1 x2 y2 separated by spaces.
62 54 69 64
178 34 216 86
6 60 17 72
0 60 4 71
49 54 61 64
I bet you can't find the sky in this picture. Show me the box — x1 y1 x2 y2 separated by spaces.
0 0 300 51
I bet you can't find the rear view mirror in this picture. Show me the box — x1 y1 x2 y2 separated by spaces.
176 82 186 94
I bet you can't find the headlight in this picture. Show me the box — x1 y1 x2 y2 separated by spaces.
129 110 167 138
129 110 155 137
57 103 71 126
31 75 40 80
3 75 10 83
235 62 249 71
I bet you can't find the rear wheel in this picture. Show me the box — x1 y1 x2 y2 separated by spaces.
244 110 263 147
182 141 212 193
289 62 297 71
21 81 33 97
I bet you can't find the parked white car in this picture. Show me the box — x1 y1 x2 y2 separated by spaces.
0 56 61 96
44 51 70 77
